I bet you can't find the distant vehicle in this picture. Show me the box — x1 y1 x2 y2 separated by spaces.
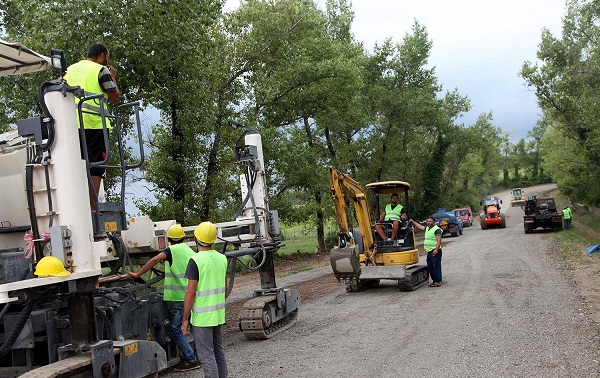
511 188 525 207
523 195 563 233
453 206 474 227
431 212 463 237
480 196 506 229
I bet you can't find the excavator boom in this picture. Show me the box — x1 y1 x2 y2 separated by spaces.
328 167 375 259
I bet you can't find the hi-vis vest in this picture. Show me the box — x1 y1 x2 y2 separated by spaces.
190 250 227 327
384 204 404 221
64 60 111 129
163 243 196 302
424 225 442 252
562 208 572 219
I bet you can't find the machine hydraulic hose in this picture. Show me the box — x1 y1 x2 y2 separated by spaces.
38 81 56 152
0 300 36 357
25 164 43 262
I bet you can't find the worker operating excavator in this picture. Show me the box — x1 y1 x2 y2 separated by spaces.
375 192 408 242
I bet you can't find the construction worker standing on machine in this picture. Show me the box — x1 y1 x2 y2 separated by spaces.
127 224 200 372
64 42 119 212
376 193 408 241
182 221 229 378
410 217 443 287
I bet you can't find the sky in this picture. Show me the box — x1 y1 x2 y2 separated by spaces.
348 1 566 141
223 0 566 141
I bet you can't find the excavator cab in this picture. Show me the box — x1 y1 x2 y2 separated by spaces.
366 181 415 253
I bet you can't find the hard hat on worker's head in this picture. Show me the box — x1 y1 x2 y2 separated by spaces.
166 224 185 240
194 221 217 246
34 256 70 277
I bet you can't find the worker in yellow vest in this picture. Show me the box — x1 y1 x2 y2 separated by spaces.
410 216 443 287
562 205 573 229
127 224 200 372
376 192 408 242
182 222 228 378
64 43 119 212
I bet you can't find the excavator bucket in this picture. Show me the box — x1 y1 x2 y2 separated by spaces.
330 244 361 280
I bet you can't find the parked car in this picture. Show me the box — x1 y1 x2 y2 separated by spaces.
431 212 463 237
452 206 474 227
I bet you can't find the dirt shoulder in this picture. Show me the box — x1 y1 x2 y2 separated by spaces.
557 219 600 325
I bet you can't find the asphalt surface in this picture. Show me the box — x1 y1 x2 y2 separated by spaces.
165 184 600 377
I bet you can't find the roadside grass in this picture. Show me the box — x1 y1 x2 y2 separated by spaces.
278 237 319 255
545 189 600 269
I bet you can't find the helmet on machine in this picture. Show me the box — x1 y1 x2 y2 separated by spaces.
166 224 185 240
194 221 217 246
34 256 70 277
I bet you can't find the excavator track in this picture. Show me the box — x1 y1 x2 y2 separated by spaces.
397 264 429 291
238 294 299 340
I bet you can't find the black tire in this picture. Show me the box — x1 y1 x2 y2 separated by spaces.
524 225 532 234
459 227 463 235
501 217 506 228
451 225 459 237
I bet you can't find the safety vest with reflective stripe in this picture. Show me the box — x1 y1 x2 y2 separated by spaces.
424 225 442 252
163 243 196 302
64 60 111 129
190 250 227 327
562 208 572 219
384 204 404 221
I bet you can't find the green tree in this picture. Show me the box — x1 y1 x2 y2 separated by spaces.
0 0 224 225
521 0 600 205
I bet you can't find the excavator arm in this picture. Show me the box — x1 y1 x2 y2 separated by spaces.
328 167 375 261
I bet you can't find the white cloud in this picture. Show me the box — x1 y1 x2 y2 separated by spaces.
226 0 566 140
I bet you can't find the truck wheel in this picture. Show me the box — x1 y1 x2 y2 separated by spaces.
501 217 506 228
524 225 532 234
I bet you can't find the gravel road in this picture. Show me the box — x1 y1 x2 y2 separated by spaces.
166 184 600 377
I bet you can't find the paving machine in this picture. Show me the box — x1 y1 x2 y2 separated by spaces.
511 188 525 207
0 40 299 378
328 167 429 292
479 196 506 229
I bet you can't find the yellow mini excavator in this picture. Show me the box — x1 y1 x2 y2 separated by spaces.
328 167 429 292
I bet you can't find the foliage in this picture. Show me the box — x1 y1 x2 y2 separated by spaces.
521 0 600 206
0 0 539 246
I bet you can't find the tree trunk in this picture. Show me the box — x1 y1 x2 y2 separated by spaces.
200 111 223 221
303 116 326 253
376 120 392 181
324 126 336 159
316 190 326 254
170 84 185 223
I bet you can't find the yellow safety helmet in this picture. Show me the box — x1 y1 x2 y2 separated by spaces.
194 221 217 246
34 256 70 277
166 224 185 240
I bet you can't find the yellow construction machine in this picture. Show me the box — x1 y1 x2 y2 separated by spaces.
328 167 429 292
